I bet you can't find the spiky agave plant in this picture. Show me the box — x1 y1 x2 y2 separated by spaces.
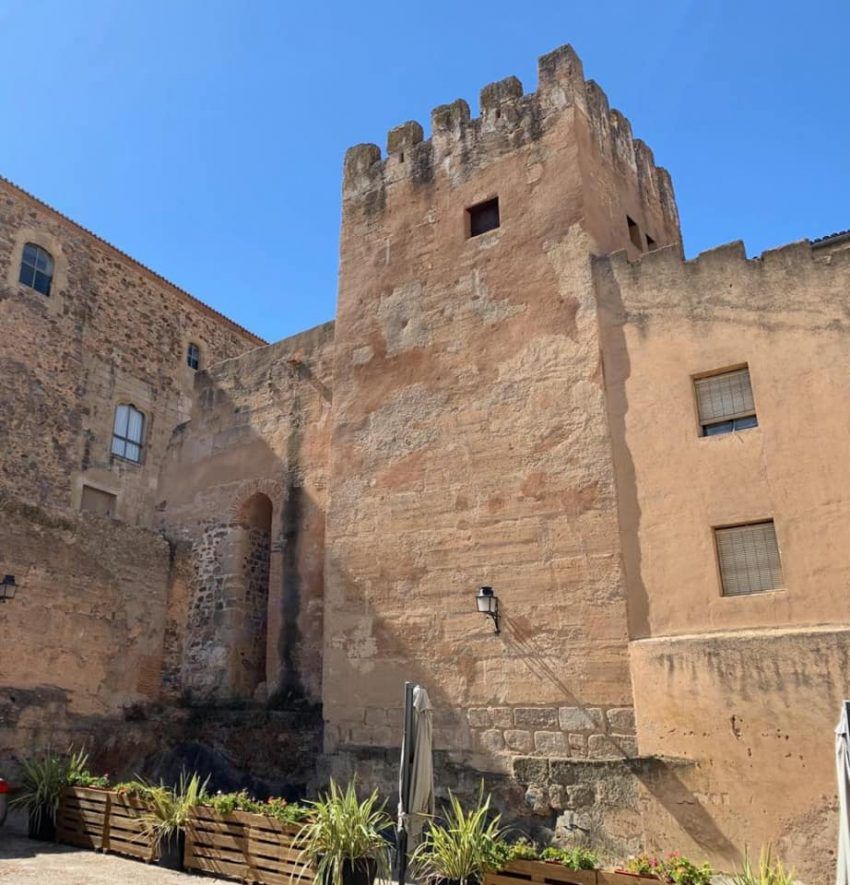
11 747 94 829
295 779 391 885
411 789 505 885
732 845 795 885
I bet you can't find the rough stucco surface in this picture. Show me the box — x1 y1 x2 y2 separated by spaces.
596 240 850 878
323 46 678 773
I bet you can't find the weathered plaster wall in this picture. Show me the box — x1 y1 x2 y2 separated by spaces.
324 45 677 775
158 322 334 704
596 241 850 880
0 497 171 763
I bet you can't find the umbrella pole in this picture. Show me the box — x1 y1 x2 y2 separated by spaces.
398 681 415 885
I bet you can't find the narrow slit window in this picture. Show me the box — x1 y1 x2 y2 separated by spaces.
627 216 643 251
112 404 145 463
715 520 783 596
187 342 200 370
694 367 758 437
646 234 657 250
19 243 54 296
467 198 500 237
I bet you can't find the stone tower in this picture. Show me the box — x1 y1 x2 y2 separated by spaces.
323 45 680 776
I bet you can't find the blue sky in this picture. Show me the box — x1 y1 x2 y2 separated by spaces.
1 1 847 342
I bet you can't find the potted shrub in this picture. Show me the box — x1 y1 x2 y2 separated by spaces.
296 779 391 885
141 771 207 870
539 846 599 870
11 748 106 841
411 789 504 885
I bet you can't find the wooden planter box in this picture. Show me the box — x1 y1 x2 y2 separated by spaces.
56 787 156 862
184 805 313 884
56 786 110 850
486 859 597 885
486 862 659 885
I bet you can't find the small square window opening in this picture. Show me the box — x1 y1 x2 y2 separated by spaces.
627 216 643 251
694 367 758 437
81 485 117 518
467 198 500 237
715 520 783 596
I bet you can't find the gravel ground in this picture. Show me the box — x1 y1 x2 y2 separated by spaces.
0 811 230 884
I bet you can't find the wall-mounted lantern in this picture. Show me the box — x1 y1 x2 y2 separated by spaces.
0 575 16 602
475 586 500 634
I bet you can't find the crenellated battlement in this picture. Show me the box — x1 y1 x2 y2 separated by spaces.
342 42 678 235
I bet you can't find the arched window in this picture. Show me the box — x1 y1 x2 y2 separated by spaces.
19 243 54 296
187 342 200 370
111 404 145 463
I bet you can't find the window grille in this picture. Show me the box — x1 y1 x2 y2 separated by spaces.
19 243 54 296
112 404 145 463
695 367 757 436
715 520 783 596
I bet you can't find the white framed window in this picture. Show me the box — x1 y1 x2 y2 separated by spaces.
19 243 54 296
715 520 783 596
694 366 758 437
112 404 145 463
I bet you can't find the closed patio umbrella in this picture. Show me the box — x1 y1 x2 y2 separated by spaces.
397 683 435 885
837 701 850 885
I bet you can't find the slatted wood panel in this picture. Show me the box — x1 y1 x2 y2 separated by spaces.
485 862 652 885
56 787 110 850
103 792 157 862
185 806 314 885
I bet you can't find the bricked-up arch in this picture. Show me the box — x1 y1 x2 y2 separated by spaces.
235 492 273 698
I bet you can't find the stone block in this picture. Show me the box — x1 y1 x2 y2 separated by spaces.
514 707 559 728
534 730 568 755
490 707 514 728
548 784 567 810
504 729 533 752
479 729 505 753
513 756 549 784
606 707 636 733
587 733 638 758
467 707 492 728
566 784 595 808
365 707 387 726
568 733 588 756
558 707 604 732
549 759 579 786
524 784 549 816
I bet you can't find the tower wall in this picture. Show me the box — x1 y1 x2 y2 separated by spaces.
323 46 675 784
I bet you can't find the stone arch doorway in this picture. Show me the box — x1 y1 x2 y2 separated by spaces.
233 491 273 698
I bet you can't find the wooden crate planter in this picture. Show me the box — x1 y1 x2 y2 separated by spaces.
184 805 313 885
486 859 597 885
56 786 110 850
486 861 653 885
103 791 157 862
56 788 156 862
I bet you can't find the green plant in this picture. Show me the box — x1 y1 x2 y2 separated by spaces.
493 837 539 867
140 771 208 849
113 780 154 801
626 852 711 884
206 789 308 824
295 779 391 885
732 845 795 885
10 748 105 828
411 789 505 885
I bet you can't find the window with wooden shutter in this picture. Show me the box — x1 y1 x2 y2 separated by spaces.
694 367 758 436
715 520 783 596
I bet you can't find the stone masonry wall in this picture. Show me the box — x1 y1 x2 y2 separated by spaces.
0 176 262 528
159 322 334 704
